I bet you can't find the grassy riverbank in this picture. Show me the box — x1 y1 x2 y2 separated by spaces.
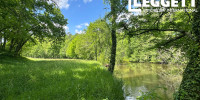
0 55 124 100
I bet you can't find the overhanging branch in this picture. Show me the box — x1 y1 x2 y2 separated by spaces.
128 28 186 36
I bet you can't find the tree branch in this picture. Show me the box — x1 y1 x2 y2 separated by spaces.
128 28 186 37
0 28 6 33
152 33 186 49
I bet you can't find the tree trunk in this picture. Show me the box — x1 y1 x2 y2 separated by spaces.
95 44 98 61
127 36 131 57
177 1 200 99
109 25 117 73
95 34 98 61
14 39 27 56
109 2 117 73
177 51 200 99
15 44 22 56
9 39 15 52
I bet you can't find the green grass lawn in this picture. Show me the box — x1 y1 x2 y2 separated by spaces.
0 55 124 100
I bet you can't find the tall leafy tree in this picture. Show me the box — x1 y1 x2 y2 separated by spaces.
121 1 200 99
103 0 127 73
66 19 111 63
85 20 111 61
0 0 68 55
177 1 200 99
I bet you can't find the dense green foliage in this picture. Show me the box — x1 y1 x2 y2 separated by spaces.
23 20 112 63
22 37 70 58
116 33 188 65
0 0 67 55
67 20 111 62
0 55 124 99
22 22 188 65
118 1 200 99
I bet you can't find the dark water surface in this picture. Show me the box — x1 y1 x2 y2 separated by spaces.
114 63 183 100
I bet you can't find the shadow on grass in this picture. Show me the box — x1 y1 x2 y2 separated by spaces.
0 55 124 100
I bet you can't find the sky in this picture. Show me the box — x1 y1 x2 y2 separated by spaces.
56 0 109 35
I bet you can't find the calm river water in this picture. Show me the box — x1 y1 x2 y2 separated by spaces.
114 63 183 100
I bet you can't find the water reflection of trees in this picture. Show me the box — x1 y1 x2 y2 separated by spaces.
115 63 184 100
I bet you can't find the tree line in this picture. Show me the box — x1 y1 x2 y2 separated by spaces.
22 19 187 65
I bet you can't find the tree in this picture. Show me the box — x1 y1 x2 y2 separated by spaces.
85 20 111 61
0 0 68 55
177 1 200 99
103 0 127 73
65 19 111 63
120 1 200 99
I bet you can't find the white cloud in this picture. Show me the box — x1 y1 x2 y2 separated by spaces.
83 0 92 3
84 23 89 26
53 23 69 33
54 0 70 9
75 23 88 34
76 25 82 29
64 26 69 33
75 29 84 34
76 23 89 29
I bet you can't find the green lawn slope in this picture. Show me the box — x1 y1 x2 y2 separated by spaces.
0 55 124 100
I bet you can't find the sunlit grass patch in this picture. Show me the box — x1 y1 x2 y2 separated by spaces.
0 56 124 100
